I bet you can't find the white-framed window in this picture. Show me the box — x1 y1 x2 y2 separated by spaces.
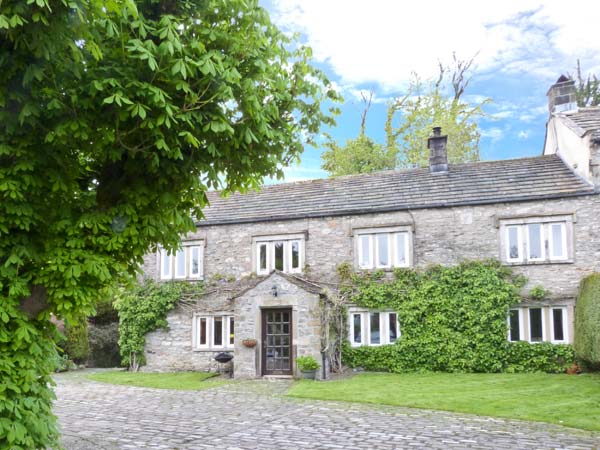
193 315 234 350
507 306 569 344
507 308 523 342
348 309 400 347
500 217 572 264
355 227 411 270
159 241 204 280
253 234 305 275
550 306 568 343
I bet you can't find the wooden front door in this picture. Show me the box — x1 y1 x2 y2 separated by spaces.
262 308 293 376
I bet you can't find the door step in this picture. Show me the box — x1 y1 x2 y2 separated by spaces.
262 375 293 380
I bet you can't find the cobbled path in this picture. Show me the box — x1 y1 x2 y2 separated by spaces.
55 371 600 450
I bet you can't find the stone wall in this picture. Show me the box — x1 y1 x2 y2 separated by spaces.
144 194 600 299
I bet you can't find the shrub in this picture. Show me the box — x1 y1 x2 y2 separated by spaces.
296 355 320 371
64 317 90 364
574 274 600 370
88 322 121 368
504 341 574 373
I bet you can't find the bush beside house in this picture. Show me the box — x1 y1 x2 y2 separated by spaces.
575 274 600 370
341 261 574 374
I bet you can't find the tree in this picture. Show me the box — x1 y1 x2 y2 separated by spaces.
573 60 600 107
386 55 488 168
0 1 338 447
321 91 396 176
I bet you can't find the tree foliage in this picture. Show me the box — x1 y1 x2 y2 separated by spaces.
0 1 338 447
573 60 600 107
386 55 488 168
339 261 573 373
321 134 396 177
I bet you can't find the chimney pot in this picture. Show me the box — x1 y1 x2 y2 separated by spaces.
428 126 448 174
547 76 578 114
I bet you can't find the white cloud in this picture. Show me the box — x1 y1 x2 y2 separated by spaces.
480 127 504 142
268 0 600 91
517 130 530 139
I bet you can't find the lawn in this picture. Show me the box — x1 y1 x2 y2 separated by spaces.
288 372 600 432
86 371 225 391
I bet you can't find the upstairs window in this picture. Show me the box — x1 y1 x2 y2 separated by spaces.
500 217 571 264
355 227 411 270
254 234 305 275
160 241 204 280
349 309 400 347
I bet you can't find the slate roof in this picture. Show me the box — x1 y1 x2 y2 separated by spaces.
558 107 600 143
198 155 596 226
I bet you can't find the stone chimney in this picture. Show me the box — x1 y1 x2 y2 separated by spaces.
547 75 578 114
428 126 448 173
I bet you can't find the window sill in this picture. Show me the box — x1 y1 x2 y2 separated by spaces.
160 277 204 281
502 260 574 267
193 348 234 353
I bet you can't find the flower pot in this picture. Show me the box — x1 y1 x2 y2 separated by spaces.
242 339 257 348
301 369 317 380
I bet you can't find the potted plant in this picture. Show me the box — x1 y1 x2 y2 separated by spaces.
242 338 257 348
296 355 320 380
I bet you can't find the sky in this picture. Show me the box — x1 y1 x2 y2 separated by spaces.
259 0 600 182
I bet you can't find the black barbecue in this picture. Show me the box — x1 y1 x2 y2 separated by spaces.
214 352 233 377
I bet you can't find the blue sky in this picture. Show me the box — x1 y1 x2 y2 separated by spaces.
260 0 600 182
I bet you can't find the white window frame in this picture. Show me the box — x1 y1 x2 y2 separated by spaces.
193 314 234 350
253 234 305 275
550 306 568 343
500 216 572 265
348 309 400 347
527 307 547 343
160 249 172 279
526 223 545 262
548 222 568 261
354 227 412 270
505 225 523 263
159 241 204 280
507 308 524 342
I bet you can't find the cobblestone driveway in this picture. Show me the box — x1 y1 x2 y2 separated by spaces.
55 372 600 450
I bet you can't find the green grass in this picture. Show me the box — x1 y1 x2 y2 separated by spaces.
86 371 225 391
288 372 600 432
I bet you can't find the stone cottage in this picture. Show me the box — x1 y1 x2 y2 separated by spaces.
142 77 600 379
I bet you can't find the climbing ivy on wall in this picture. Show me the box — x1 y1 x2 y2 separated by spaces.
115 279 202 371
340 260 574 373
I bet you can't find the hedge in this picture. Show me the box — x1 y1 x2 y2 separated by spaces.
574 273 600 370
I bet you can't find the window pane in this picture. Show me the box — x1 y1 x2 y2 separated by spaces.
359 235 371 268
229 317 235 346
161 250 171 278
291 241 300 269
395 233 406 266
553 309 564 341
352 314 362 344
199 318 207 346
389 313 398 343
507 227 520 260
528 224 543 260
175 249 186 277
274 242 284 271
259 244 267 271
529 308 543 342
190 247 200 276
551 223 564 258
509 310 520 341
370 313 380 344
377 234 389 267
214 317 223 346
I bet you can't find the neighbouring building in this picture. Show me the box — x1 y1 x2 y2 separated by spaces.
141 77 600 379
